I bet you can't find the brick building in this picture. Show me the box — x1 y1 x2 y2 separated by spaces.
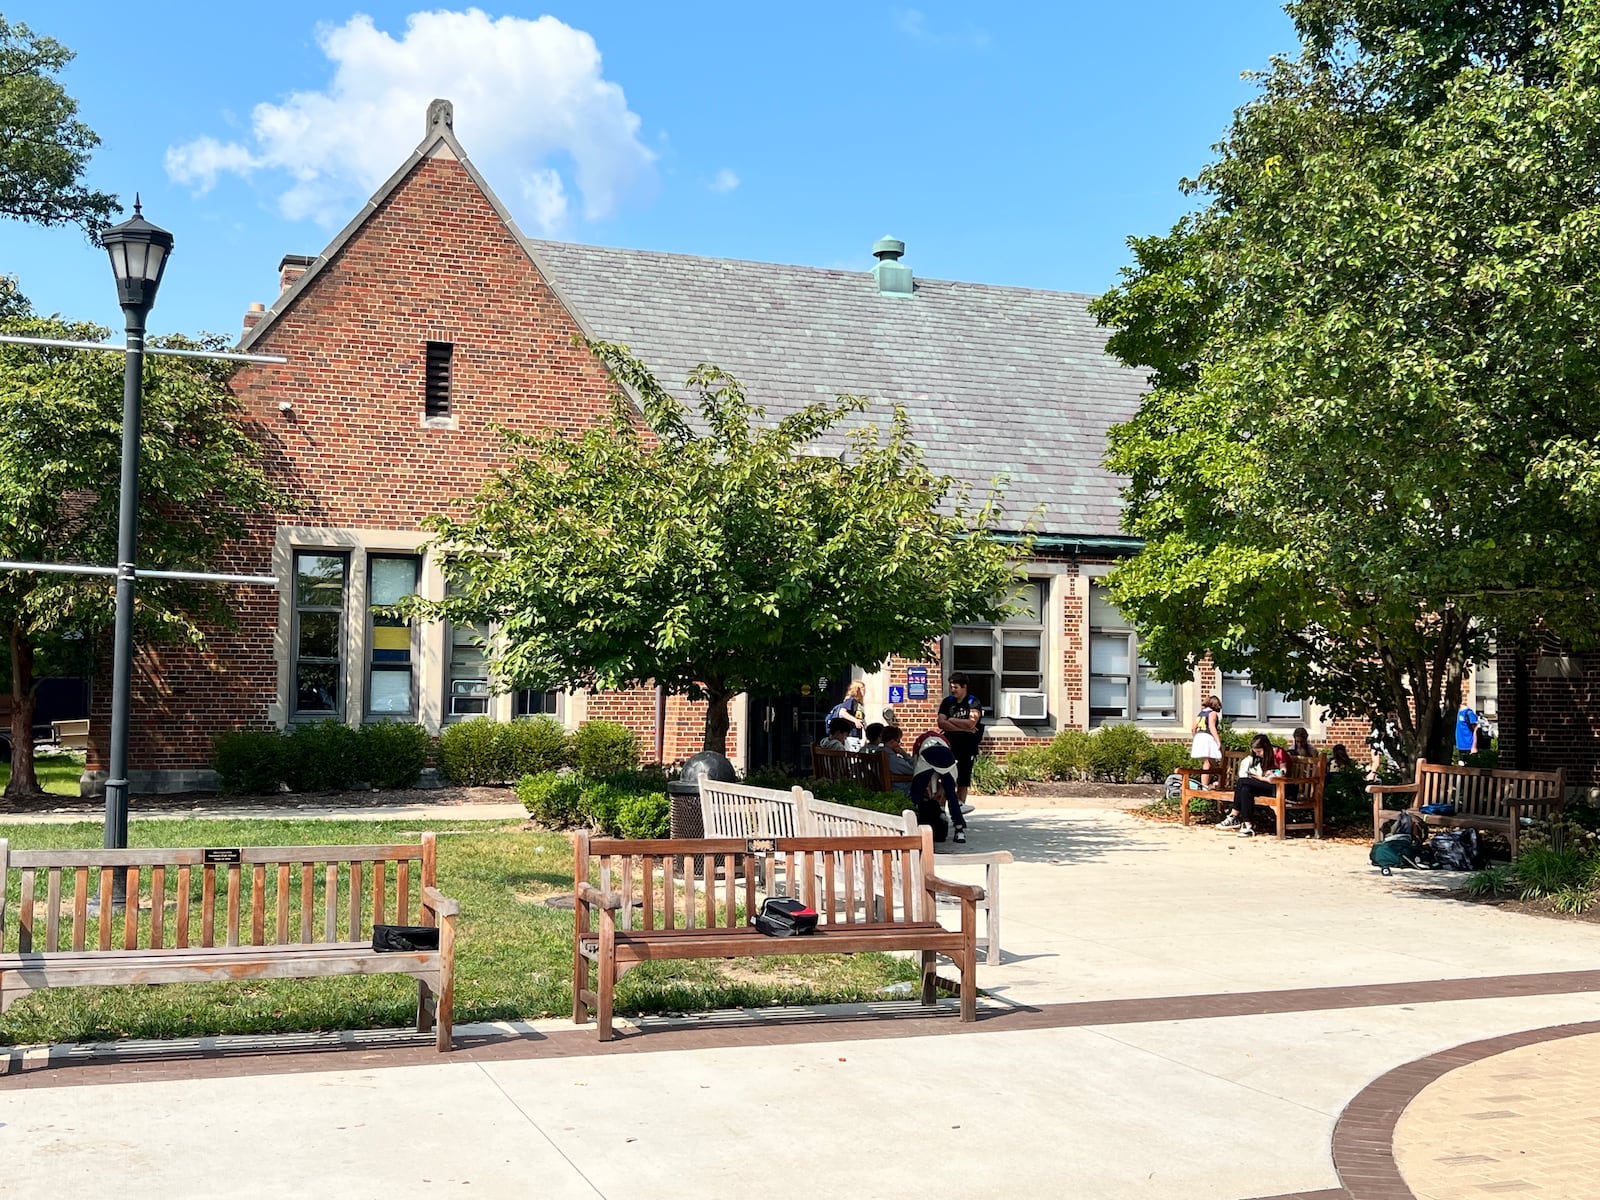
94 102 1400 791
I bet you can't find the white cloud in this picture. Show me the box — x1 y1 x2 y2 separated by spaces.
709 168 740 193
165 9 655 234
893 8 990 49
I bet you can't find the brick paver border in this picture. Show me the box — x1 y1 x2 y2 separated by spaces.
5 969 1600 1095
1329 1019 1600 1200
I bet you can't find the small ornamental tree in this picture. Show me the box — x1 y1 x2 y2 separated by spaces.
0 312 282 796
1092 1 1600 768
406 342 1025 756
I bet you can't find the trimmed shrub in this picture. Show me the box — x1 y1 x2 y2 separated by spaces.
1217 719 1251 753
613 792 670 838
1087 723 1155 783
499 716 569 778
437 717 504 787
1149 741 1195 781
1047 728 1093 780
358 722 430 790
970 753 1009 794
213 730 285 795
284 720 363 791
517 770 588 829
570 720 639 778
1001 743 1054 783
1322 768 1370 829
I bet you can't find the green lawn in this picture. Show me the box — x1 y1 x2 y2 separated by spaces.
0 817 917 1045
0 752 86 797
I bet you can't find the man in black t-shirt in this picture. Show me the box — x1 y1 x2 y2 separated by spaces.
937 673 984 812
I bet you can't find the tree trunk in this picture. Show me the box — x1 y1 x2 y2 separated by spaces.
5 621 42 798
701 684 733 758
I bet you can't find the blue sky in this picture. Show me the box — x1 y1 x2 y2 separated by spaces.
3 2 1296 339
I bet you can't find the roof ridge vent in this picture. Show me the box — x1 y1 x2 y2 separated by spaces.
871 235 913 298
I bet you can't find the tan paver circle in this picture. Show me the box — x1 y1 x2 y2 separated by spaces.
1393 1030 1600 1199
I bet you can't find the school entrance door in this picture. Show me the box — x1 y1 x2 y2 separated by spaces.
745 669 850 775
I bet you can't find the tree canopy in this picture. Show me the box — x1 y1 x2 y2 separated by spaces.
406 342 1025 756
0 306 282 795
1092 0 1600 765
0 17 117 235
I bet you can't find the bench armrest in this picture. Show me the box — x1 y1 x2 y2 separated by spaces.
1367 782 1418 797
576 881 623 911
927 875 985 903
935 851 1014 867
422 885 461 919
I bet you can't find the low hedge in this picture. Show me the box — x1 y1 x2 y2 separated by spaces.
212 721 429 795
515 769 669 837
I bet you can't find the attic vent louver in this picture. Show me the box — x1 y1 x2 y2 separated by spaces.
872 236 913 297
425 341 453 417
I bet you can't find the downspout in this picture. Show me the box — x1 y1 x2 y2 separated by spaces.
654 684 666 765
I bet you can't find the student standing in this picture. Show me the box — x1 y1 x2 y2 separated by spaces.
1455 698 1479 762
1189 695 1223 788
936 673 984 813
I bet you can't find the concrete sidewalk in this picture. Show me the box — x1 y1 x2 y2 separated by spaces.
3 804 1597 1199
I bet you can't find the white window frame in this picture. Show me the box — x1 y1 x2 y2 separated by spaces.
947 579 1048 718
1088 583 1177 727
1220 667 1304 726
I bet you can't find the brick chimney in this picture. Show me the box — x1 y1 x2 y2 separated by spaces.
278 254 316 293
241 302 266 339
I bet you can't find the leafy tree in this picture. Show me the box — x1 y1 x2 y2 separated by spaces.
0 17 117 234
1092 1 1600 767
406 342 1024 757
0 308 282 796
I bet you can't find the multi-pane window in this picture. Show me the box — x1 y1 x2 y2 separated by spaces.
1220 668 1302 724
366 555 419 718
949 580 1046 715
447 622 491 718
293 552 347 716
1088 583 1176 726
515 688 562 719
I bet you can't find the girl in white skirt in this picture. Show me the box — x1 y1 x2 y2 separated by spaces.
1189 694 1223 789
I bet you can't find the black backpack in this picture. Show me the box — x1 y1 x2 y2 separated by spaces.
752 897 818 937
1429 828 1488 872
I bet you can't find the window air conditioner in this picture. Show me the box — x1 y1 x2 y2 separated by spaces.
1003 692 1049 721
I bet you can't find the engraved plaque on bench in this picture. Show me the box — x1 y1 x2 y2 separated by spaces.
746 838 776 855
203 848 242 865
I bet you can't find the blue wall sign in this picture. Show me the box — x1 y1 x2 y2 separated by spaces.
887 685 906 705
907 667 928 700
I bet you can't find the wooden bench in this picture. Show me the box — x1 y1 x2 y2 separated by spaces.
698 779 1012 964
811 745 895 791
0 834 460 1050
1369 760 1565 859
572 831 984 1040
1177 749 1328 838
51 719 90 751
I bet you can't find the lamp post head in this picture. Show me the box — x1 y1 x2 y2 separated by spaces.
101 196 174 315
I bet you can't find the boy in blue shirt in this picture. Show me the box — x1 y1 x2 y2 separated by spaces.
1455 700 1479 762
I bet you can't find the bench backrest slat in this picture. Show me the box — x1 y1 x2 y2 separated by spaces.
811 747 891 791
2 836 438 956
576 833 932 937
1410 761 1564 818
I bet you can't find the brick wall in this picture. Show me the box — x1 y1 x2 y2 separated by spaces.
1498 650 1600 788
93 151 665 782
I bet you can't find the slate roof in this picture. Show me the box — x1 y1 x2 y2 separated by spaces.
526 240 1147 540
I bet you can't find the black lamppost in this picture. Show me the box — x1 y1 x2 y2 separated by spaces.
100 199 173 860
